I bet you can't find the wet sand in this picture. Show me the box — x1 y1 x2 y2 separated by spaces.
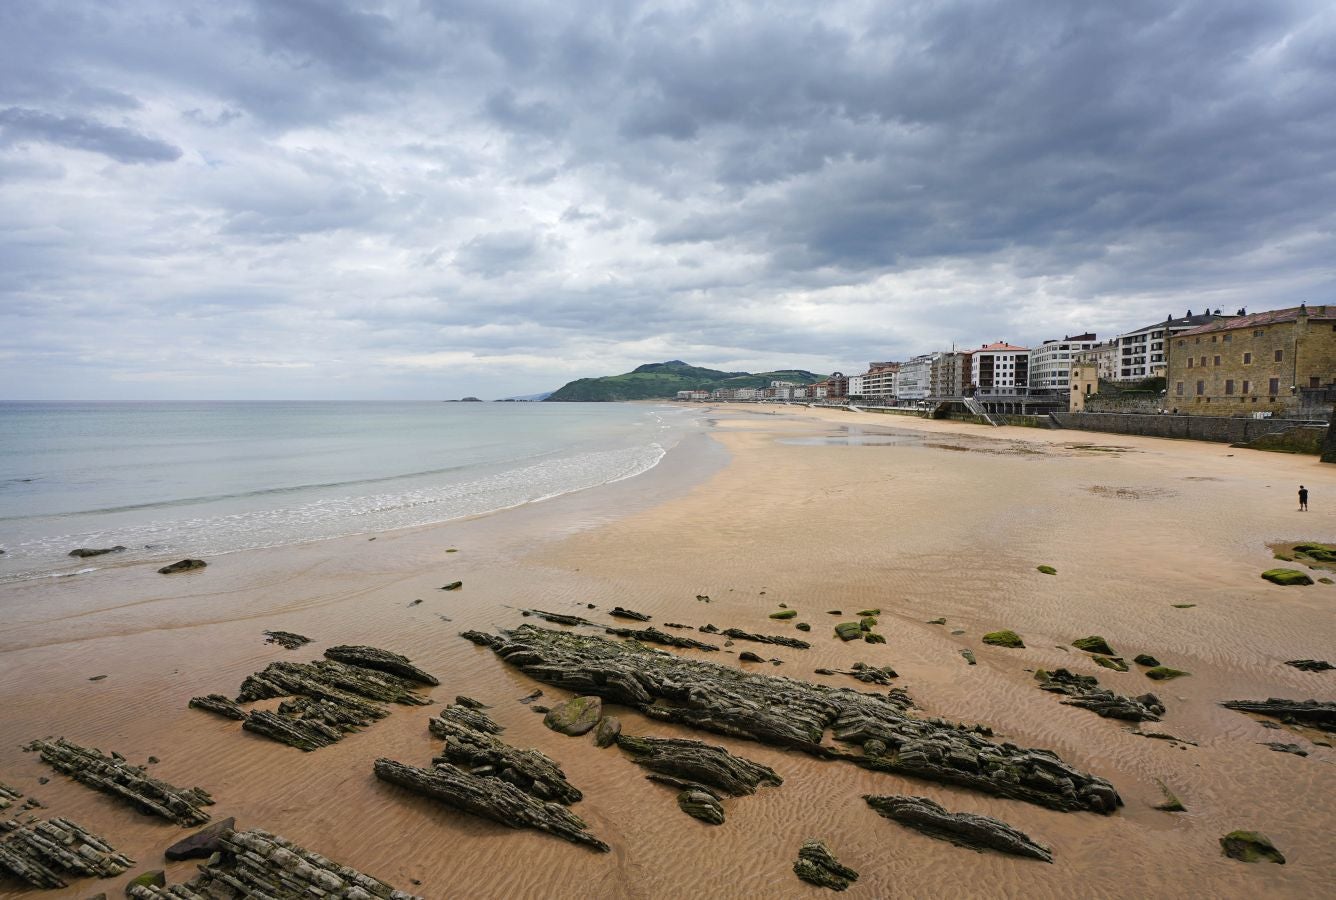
1 405 1334 899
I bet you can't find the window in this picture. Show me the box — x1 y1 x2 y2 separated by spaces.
1223 334 1232 342
1274 349 1283 362
1187 358 1194 368
1176 382 1184 396
1200 357 1207 367
1195 337 1202 344
1254 328 1266 336
1243 352 1252 364
1177 339 1185 347
1311 376 1321 388
1243 380 1251 394
1196 381 1204 396
1269 378 1280 395
1225 380 1235 395
1214 356 1221 366
1211 336 1218 343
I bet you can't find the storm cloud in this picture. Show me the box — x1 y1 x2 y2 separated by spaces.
1 0 1333 399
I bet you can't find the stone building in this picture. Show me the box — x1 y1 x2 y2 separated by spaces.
1166 304 1336 416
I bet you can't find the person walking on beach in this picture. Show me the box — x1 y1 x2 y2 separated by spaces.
1299 485 1308 511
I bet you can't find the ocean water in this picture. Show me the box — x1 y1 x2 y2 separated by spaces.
0 401 700 583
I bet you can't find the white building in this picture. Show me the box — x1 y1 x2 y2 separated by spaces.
847 373 864 396
896 354 932 400
896 353 963 400
1029 333 1098 391
1112 311 1232 381
967 342 1030 396
859 362 899 399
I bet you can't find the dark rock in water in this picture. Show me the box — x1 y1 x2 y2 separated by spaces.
677 788 725 824
605 625 720 651
0 781 22 810
796 622 812 631
834 622 863 641
863 632 886 645
1092 655 1129 672
1286 659 1335 672
769 609 797 620
1144 666 1188 680
158 558 206 574
455 695 490 709
440 581 463 591
324 645 440 686
374 758 608 852
88 674 108 681
129 826 422 898
543 696 603 736
793 840 859 892
24 738 213 826
1221 698 1336 732
244 707 345 751
618 735 782 796
1072 636 1115 655
927 617 947 625
164 817 236 860
663 622 692 629
1133 654 1160 667
721 627 810 649
609 606 651 621
739 651 764 662
0 816 133 888
1259 741 1308 756
518 689 543 704
523 608 597 627
960 649 976 665
1219 830 1285 864
126 870 166 891
1153 779 1186 812
239 659 429 708
699 624 720 634
188 694 246 720
815 663 898 685
593 716 622 748
431 707 582 803
827 610 842 615
1034 668 1164 721
432 702 504 735
461 624 1121 813
864 795 1052 862
982 630 1024 648
68 546 126 558
263 630 311 650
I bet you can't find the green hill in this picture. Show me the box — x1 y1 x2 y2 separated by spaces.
544 360 824 402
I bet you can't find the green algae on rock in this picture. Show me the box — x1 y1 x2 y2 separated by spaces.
1037 565 1057 575
857 609 881 616
796 622 812 631
1093 656 1129 672
1219 830 1285 864
1133 654 1161 667
960 649 977 665
835 622 863 641
793 840 859 891
982 630 1024 648
1153 779 1186 812
543 696 603 736
769 609 797 620
1261 569 1314 586
1145 667 1189 680
863 632 887 644
1072 636 1115 655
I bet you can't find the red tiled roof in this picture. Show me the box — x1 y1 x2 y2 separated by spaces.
969 342 1029 353
1178 305 1335 336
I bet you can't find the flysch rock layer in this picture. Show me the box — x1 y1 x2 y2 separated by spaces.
1035 668 1165 721
864 795 1053 862
124 827 421 898
23 739 213 826
429 704 583 804
0 817 134 888
462 624 1121 813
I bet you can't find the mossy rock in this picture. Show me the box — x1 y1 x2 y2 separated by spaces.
1293 542 1336 562
960 649 976 665
543 696 603 736
1261 569 1314 586
1092 655 1129 672
857 608 881 616
1072 635 1115 655
128 871 166 889
1273 553 1295 562
859 616 877 631
1036 565 1057 575
795 622 811 632
1145 666 1188 680
1154 779 1185 812
1320 578 1334 585
863 632 886 645
835 622 863 641
1220 831 1285 864
1133 653 1160 667
769 609 797 620
927 617 946 625
981 630 1024 648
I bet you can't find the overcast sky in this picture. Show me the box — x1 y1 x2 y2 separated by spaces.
2 1 1333 400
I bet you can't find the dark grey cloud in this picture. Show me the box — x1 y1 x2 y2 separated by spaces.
0 0 1333 400
0 108 181 163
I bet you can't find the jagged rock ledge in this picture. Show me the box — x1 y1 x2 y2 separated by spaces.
125 826 422 898
461 624 1121 813
864 795 1053 862
0 817 133 888
262 630 311 650
617 735 782 796
1035 668 1165 721
793 840 859 891
23 739 213 827
430 704 583 803
815 662 898 685
1220 698 1336 732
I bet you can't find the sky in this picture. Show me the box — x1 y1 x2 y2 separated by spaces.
2 0 1334 400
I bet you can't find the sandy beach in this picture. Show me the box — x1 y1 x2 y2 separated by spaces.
2 404 1335 899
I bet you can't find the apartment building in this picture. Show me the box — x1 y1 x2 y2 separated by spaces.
1167 304 1336 415
966 342 1030 396
1029 333 1098 391
1113 311 1231 381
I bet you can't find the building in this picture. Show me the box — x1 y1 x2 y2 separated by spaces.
899 352 967 400
860 362 899 400
1029 333 1098 392
1112 310 1232 381
1166 304 1336 416
1069 344 1113 411
847 373 864 396
897 354 932 400
965 342 1030 396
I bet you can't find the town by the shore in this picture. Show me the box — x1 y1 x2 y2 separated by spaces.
2 404 1335 899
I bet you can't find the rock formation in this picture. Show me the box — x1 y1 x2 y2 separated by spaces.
815 663 898 685
1072 636 1115 655
67 546 126 558
1034 668 1164 721
1219 830 1285 864
323 645 440 685
461 625 1121 813
263 631 311 650
616 735 782 796
187 694 246 720
609 606 652 621
543 696 604 737
0 817 133 888
982 630 1024 648
604 625 719 651
157 559 206 574
864 795 1053 862
793 840 859 891
676 788 725 824
23 739 213 826
1221 698 1336 732
1261 568 1314 585
719 628 810 649
1284 659 1333 672
431 705 583 803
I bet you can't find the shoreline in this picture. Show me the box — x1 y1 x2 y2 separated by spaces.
1 406 1334 898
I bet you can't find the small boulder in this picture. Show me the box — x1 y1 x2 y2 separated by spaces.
440 581 462 591
593 716 622 748
1036 565 1057 575
158 558 206 574
1145 666 1189 680
126 870 166 891
1261 569 1314 586
769 609 797 619
1092 656 1129 672
165 817 235 860
543 696 603 736
1285 659 1334 672
69 546 126 558
857 608 881 616
1073 636 1115 655
982 630 1024 649
863 633 886 644
677 789 725 825
1220 831 1285 864
960 649 976 665
1133 654 1161 667
739 651 764 662
834 622 863 641
795 622 811 632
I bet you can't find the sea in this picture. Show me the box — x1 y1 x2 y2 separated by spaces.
0 401 701 583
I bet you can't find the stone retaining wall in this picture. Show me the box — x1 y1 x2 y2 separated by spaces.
1052 412 1327 451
